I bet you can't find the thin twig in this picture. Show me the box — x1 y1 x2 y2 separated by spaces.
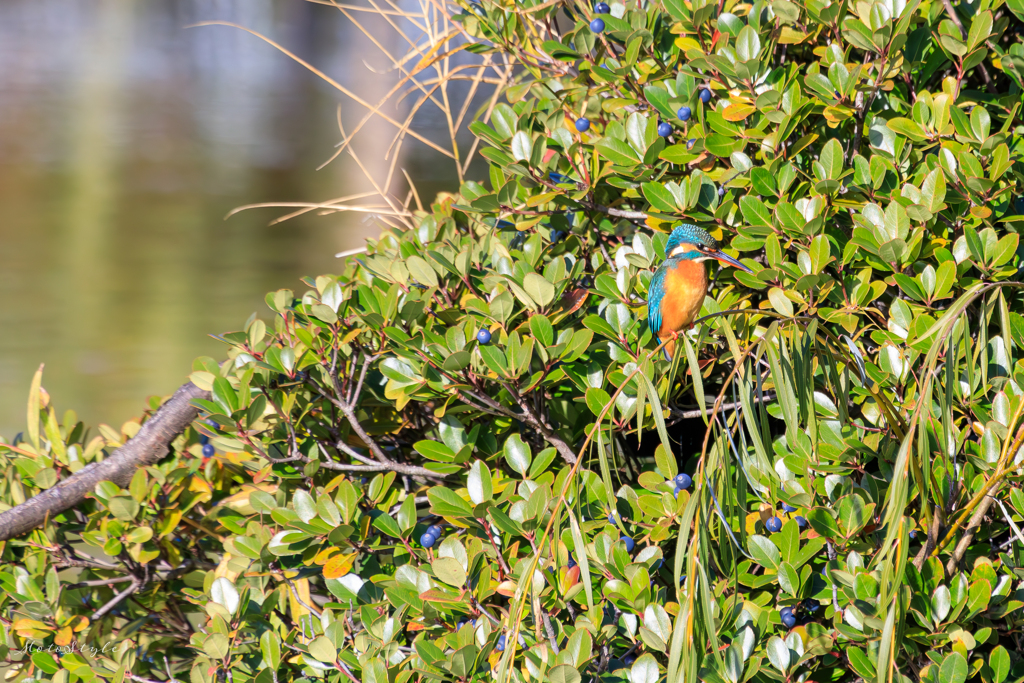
91 579 141 621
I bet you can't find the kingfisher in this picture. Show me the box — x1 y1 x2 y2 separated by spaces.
648 224 753 360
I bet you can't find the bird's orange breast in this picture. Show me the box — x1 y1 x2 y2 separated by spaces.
658 259 708 337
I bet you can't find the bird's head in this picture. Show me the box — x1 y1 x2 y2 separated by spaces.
664 224 753 273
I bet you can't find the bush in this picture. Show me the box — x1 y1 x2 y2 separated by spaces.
3 0 1024 682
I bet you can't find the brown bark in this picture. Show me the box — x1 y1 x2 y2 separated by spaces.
0 382 208 542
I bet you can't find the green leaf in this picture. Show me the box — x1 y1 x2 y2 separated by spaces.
432 556 467 587
990 645 1010 683
467 460 492 504
371 512 402 539
523 273 556 307
479 344 509 376
490 104 516 139
427 486 474 517
643 182 680 212
504 434 532 475
643 85 675 120
967 10 992 51
596 138 640 165
768 288 794 316
548 666 582 683
626 112 655 157
778 562 800 596
512 131 534 162
212 377 238 416
26 364 42 451
407 255 439 287
567 509 595 611
886 117 928 142
415 440 456 462
740 195 773 228
717 12 743 35
939 652 967 683
586 387 613 417
293 490 317 523
530 314 554 346
846 646 876 678
806 507 841 538
747 535 780 570
970 105 991 141
819 138 844 179
204 633 229 660
308 636 337 663
810 235 830 273
260 631 282 670
991 234 1018 268
735 25 761 62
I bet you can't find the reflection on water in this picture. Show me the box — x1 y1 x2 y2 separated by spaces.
0 0 471 435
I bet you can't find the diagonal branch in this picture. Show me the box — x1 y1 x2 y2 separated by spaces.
501 382 577 464
91 578 142 621
0 382 208 542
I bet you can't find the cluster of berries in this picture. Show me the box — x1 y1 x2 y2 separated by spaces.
419 524 444 548
670 472 691 498
574 88 714 141
779 599 821 628
764 503 807 533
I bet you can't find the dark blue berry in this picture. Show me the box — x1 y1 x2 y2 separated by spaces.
780 607 796 628
657 121 673 137
765 516 782 533
202 443 215 458
420 533 436 548
607 512 617 524
623 655 636 665
621 536 635 552
909 529 918 540
795 516 807 529
674 473 692 490
686 138 696 149
679 574 687 584
718 186 725 197
699 88 712 104
803 599 820 613
590 18 605 32
205 418 218 428
199 435 209 446
595 1 610 12
496 635 506 651
677 106 691 121
548 172 571 184
477 329 492 344
567 558 577 569
782 503 797 513
428 524 442 536
575 118 590 132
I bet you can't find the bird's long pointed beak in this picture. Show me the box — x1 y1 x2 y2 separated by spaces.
710 250 753 273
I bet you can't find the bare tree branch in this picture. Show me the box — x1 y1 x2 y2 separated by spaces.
0 382 208 542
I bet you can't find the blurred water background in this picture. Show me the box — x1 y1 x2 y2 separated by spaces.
0 0 474 436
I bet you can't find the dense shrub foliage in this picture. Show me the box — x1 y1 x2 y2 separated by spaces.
3 0 1024 682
